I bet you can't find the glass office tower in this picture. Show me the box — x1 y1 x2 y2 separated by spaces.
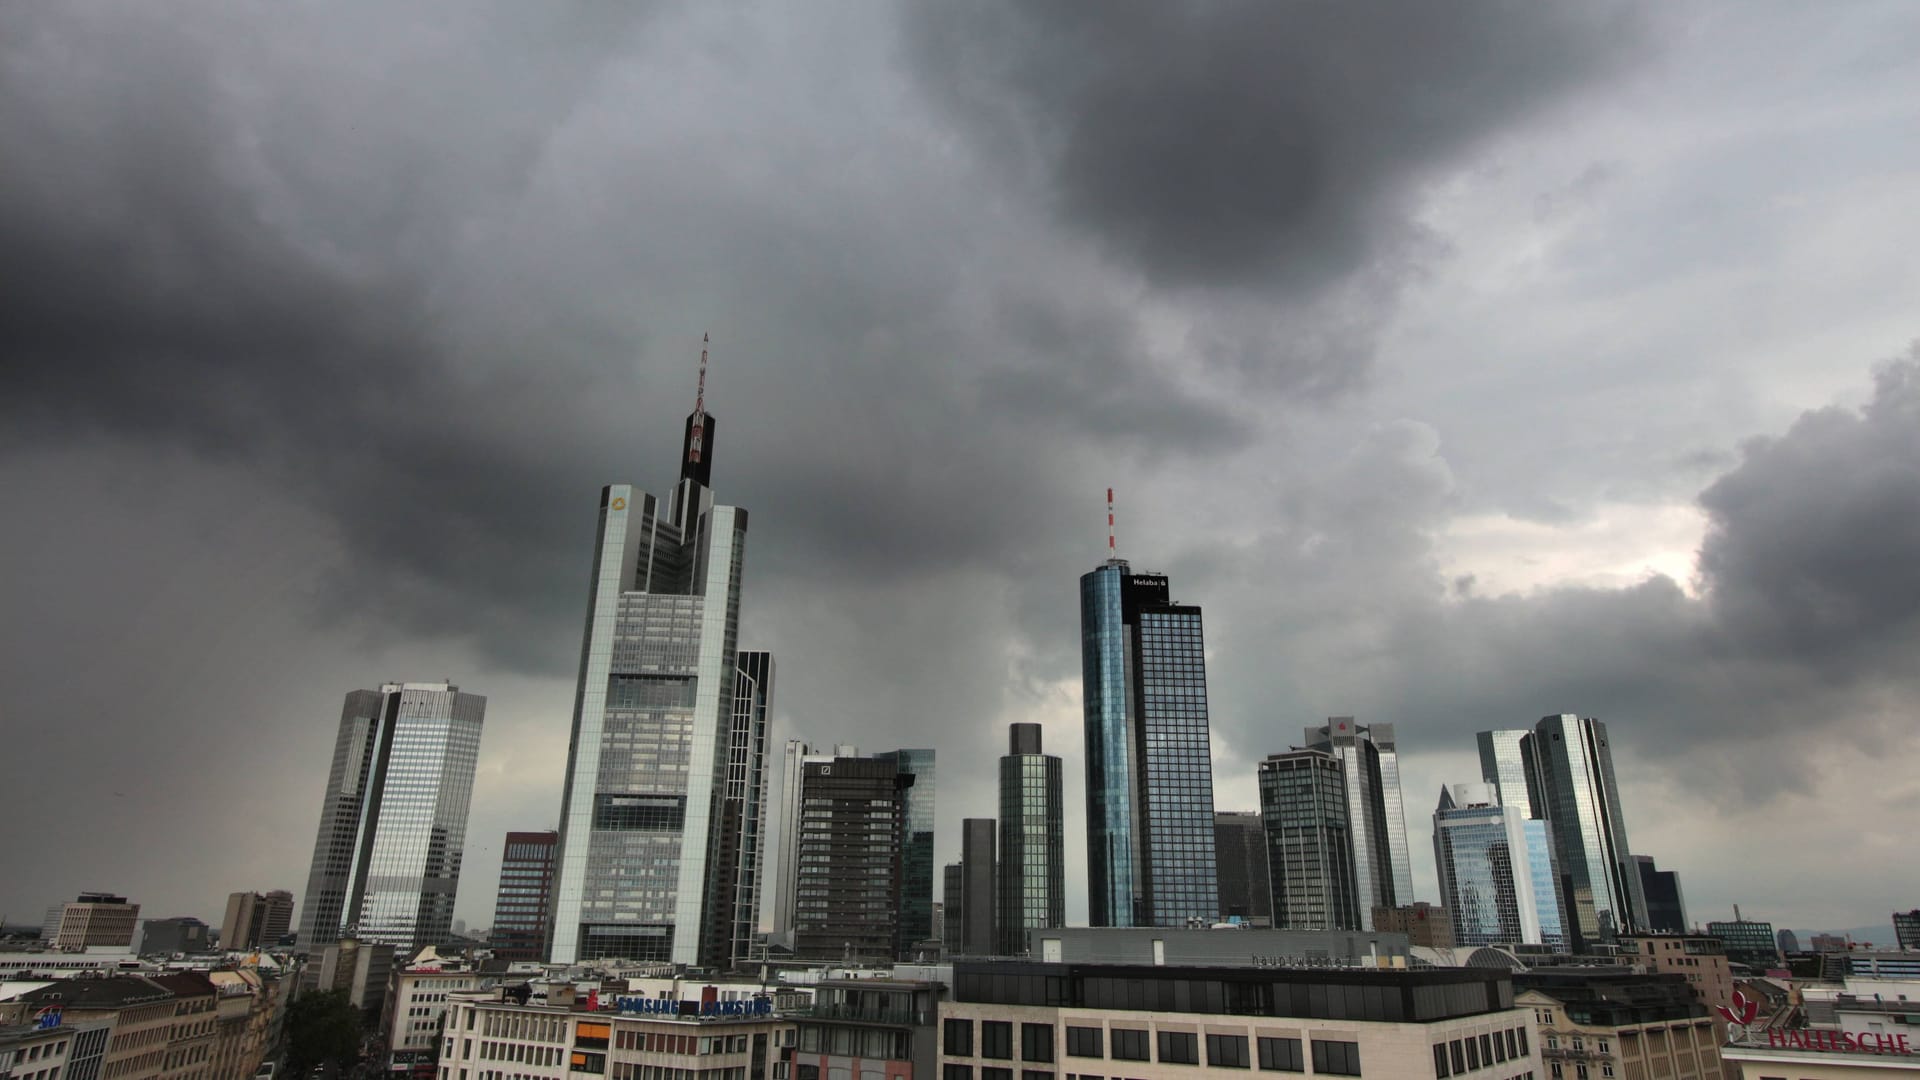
703 652 774 967
1526 714 1646 949
997 724 1064 955
877 748 937 955
1079 560 1220 927
1304 720 1411 928
488 831 558 962
1258 749 1360 931
1431 783 1567 950
299 682 486 954
1476 729 1543 818
549 369 772 967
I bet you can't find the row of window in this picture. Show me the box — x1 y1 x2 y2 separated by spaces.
1431 1026 1529 1078
942 1021 1354 1075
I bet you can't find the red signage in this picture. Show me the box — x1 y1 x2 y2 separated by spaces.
1767 1029 1914 1055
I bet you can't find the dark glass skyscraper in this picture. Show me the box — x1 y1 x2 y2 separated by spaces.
488 831 557 962
1526 714 1645 949
299 682 486 954
549 356 772 968
790 756 911 961
1634 855 1688 935
1258 750 1360 931
876 748 937 955
956 818 997 955
1079 560 1219 927
996 724 1064 955
1213 812 1272 925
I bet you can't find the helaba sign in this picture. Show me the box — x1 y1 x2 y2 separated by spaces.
1765 1028 1914 1055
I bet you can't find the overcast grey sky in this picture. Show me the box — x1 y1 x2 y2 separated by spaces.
3 1 1918 939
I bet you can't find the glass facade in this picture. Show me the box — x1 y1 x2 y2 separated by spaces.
791 757 910 961
1475 730 1542 819
1258 750 1360 930
299 682 486 953
1079 563 1136 927
1213 812 1272 923
550 401 768 967
877 748 937 954
1304 720 1407 928
1431 784 1566 950
1526 715 1645 949
997 725 1064 955
1079 561 1218 928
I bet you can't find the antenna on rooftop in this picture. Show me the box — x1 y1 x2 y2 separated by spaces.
1107 487 1116 557
695 332 709 416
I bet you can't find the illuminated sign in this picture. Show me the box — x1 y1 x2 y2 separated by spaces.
610 996 773 1017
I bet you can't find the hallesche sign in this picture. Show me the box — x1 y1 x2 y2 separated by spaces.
1761 1028 1913 1055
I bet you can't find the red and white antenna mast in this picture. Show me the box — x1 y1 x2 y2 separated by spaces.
1107 487 1117 558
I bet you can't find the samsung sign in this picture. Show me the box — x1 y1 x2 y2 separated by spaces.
613 996 773 1017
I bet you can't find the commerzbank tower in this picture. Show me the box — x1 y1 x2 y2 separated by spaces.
548 338 773 969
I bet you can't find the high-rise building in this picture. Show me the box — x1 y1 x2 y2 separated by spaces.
767 740 852 947
942 864 965 955
1475 730 1543 818
996 724 1064 955
49 893 140 949
1776 928 1800 954
876 748 936 955
704 652 775 968
487 831 558 962
1257 750 1360 931
298 681 486 954
1634 855 1688 934
1304 719 1412 927
221 890 295 951
1373 902 1456 948
1706 907 1781 970
1213 811 1272 925
1525 714 1645 949
790 756 912 961
1431 783 1567 950
957 818 997 956
1893 910 1920 951
548 354 773 968
138 916 210 956
1080 559 1219 928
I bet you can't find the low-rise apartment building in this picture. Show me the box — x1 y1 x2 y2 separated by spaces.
1515 970 1721 1080
1617 935 1736 1018
436 987 792 1080
938 961 1539 1080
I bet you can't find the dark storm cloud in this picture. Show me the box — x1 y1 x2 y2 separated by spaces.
906 1 1648 293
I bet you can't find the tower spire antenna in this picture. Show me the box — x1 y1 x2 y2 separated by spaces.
695 332 709 416
1107 487 1116 557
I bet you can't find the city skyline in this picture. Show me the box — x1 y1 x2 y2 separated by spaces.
6 2 1920 937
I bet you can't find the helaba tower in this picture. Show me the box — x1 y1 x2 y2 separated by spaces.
548 338 772 967
1080 492 1219 928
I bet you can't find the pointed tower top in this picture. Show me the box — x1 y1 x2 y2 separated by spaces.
695 332 709 416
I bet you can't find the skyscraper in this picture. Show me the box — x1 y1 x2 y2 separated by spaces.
1213 811 1272 925
1304 719 1412 927
957 818 997 955
767 739 850 948
298 681 486 953
1080 559 1219 927
1432 783 1567 950
548 349 772 967
942 863 965 955
221 890 294 951
1634 855 1688 934
996 724 1064 955
488 831 558 962
1257 750 1360 931
790 755 913 961
704 652 775 968
876 748 937 955
1476 729 1543 818
1526 714 1645 949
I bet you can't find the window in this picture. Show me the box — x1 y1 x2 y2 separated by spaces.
1601 1066 1614 1078
1505 1030 1518 1060
1480 1034 1494 1064
1449 1041 1464 1075
1021 1072 1052 1080
1022 1025 1055 1064
1157 1032 1197 1065
1466 1037 1479 1070
1517 1029 1528 1056
945 1021 975 1058
1596 1040 1609 1054
1207 1034 1248 1069
982 1023 1013 1061
982 1070 1012 1080
1311 1040 1361 1077
1432 1043 1449 1078
1494 1031 1507 1062
1256 1037 1303 1072
1110 1030 1149 1062
1571 1038 1583 1052
1066 1028 1102 1059
1575 1066 1588 1080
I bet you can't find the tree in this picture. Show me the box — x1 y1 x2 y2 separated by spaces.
285 988 362 1074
